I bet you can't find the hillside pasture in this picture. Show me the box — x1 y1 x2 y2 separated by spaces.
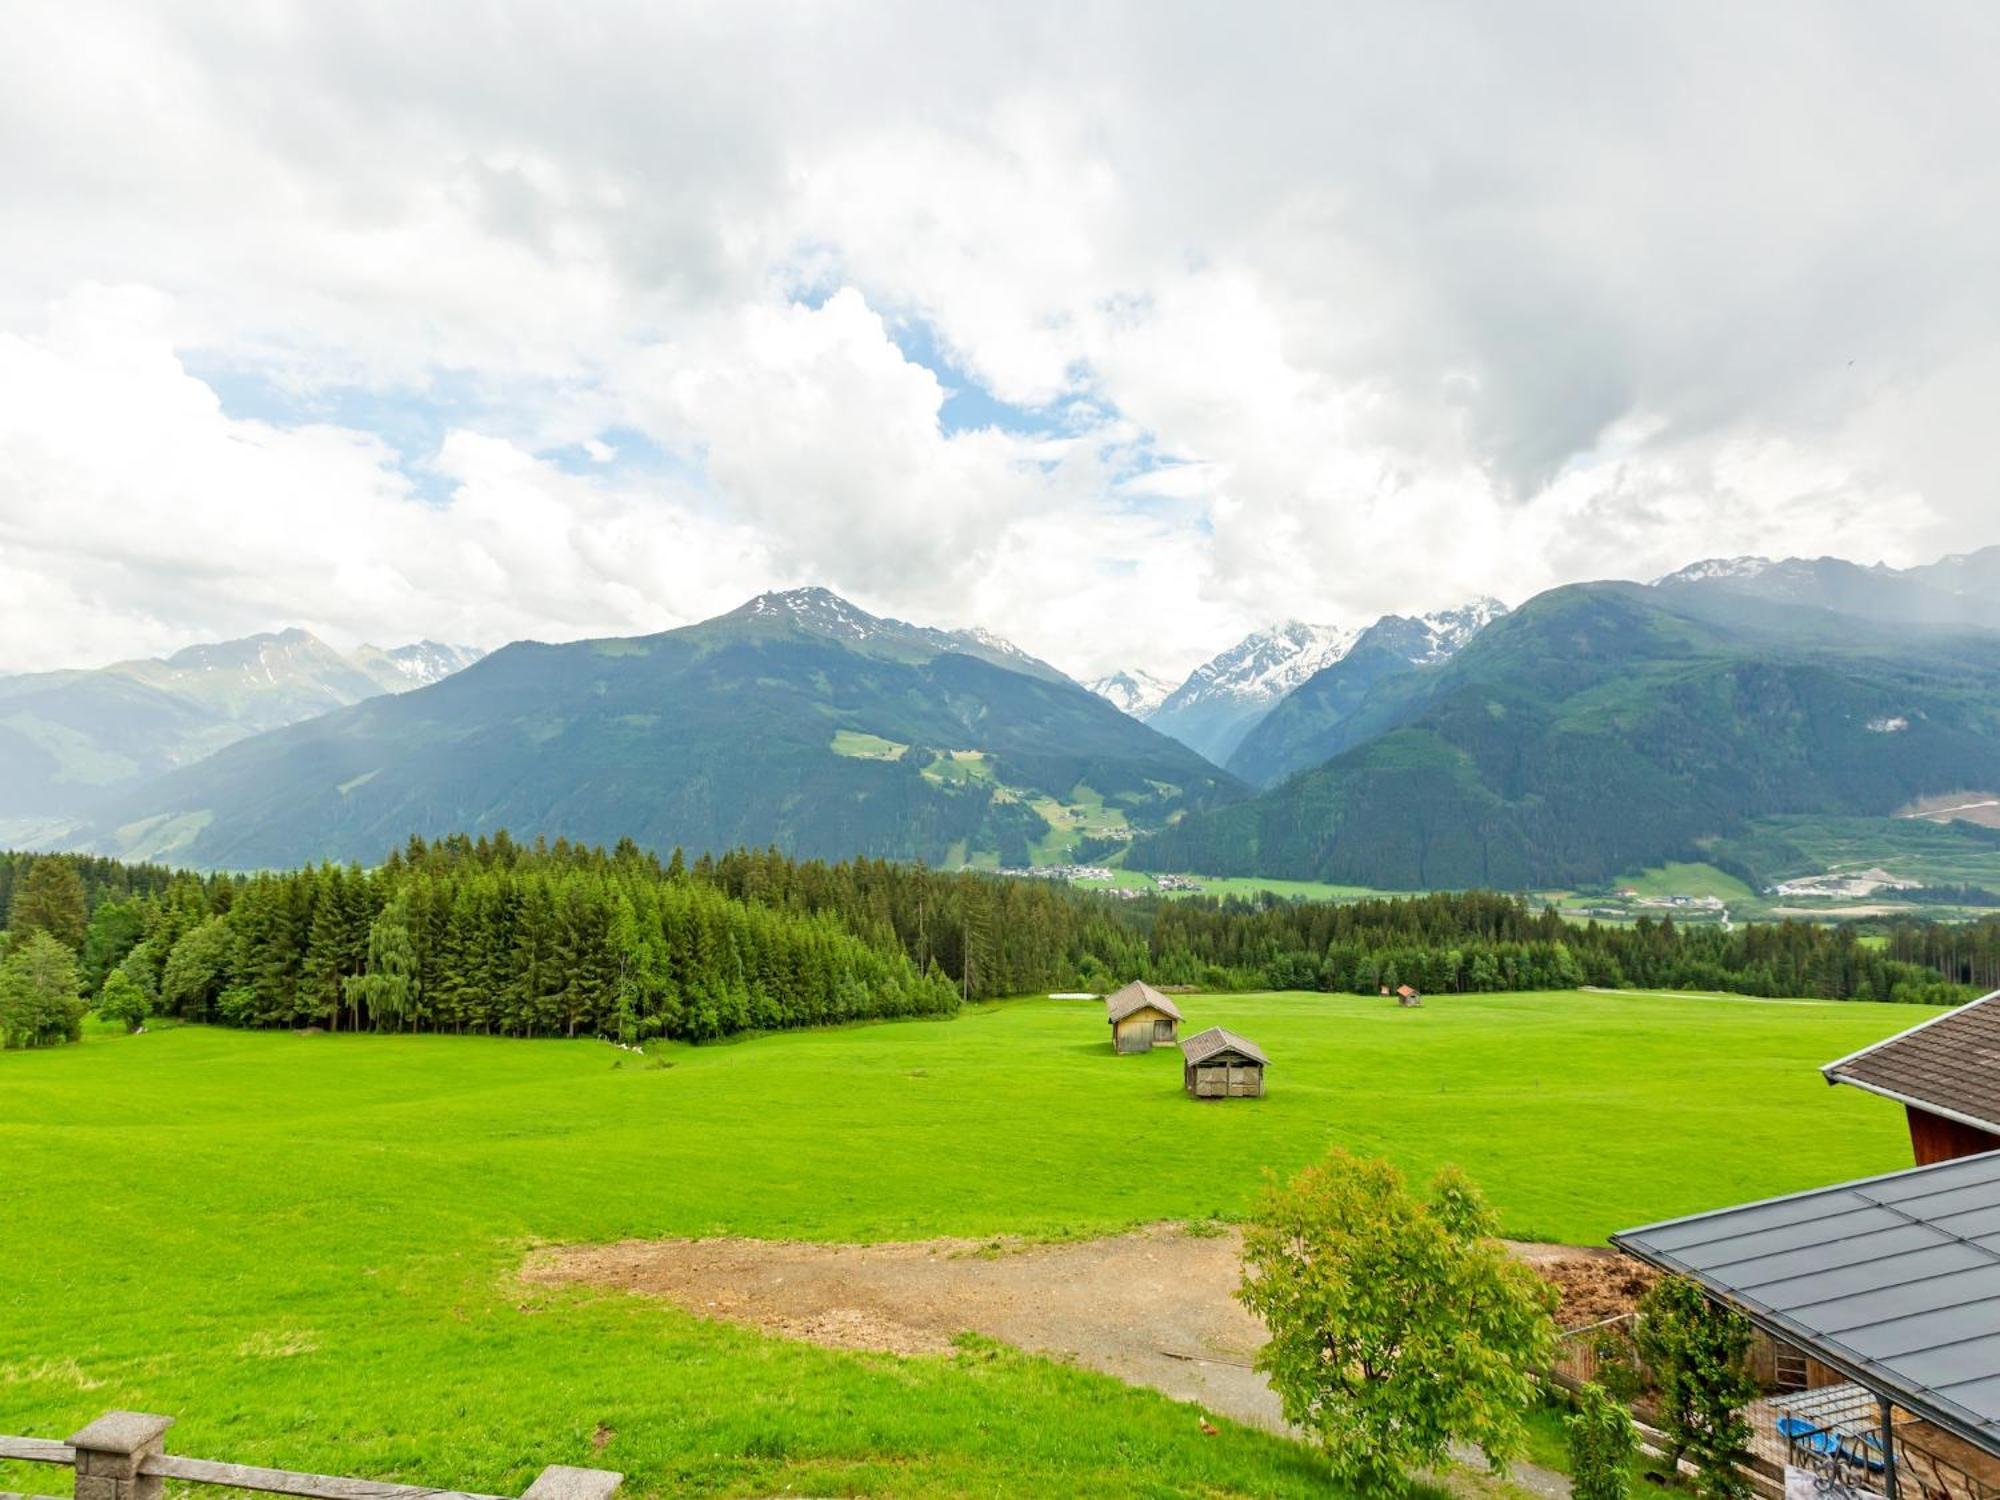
0 991 1923 1497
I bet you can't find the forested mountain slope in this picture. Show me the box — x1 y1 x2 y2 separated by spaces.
1132 584 2000 889
73 590 1237 870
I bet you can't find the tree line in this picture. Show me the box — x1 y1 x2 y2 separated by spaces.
1 835 1982 1048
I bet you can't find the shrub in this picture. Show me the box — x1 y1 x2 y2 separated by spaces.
96 968 151 1033
1237 1148 1558 1491
1637 1275 1757 1500
1567 1381 1639 1500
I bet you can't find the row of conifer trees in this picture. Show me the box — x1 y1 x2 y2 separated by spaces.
2 833 1984 1048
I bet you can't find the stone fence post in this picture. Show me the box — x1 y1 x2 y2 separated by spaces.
66 1414 174 1500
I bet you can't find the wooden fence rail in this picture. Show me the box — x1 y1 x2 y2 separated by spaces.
0 1414 619 1500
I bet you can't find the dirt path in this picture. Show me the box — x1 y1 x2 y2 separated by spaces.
527 1224 1610 1497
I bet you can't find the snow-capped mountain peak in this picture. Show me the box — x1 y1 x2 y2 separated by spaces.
1087 668 1176 719
1408 596 1508 662
742 586 885 641
1170 621 1362 710
950 624 1036 664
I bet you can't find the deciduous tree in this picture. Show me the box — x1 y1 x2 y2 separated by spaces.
1637 1275 1757 1500
0 931 88 1047
1237 1149 1558 1491
96 967 151 1033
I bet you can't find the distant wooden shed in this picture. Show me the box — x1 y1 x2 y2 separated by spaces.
1181 1027 1268 1098
1397 984 1422 1008
1104 981 1182 1054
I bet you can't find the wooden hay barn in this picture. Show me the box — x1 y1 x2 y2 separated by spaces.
1397 984 1422 1007
1104 980 1182 1053
1180 1027 1268 1098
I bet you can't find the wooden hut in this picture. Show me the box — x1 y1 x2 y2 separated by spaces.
1104 981 1182 1054
1396 984 1422 1008
1180 1027 1268 1098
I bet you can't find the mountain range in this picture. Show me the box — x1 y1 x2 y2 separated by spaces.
1089 601 1506 769
20 544 2000 889
1651 550 2000 630
0 631 483 835
1132 562 2000 888
71 589 1234 870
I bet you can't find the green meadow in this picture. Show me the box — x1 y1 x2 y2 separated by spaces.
0 991 1923 1497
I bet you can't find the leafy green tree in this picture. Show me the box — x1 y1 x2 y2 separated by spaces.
0 931 88 1047
160 916 236 1022
1567 1381 1638 1500
96 967 151 1033
1237 1149 1558 1491
1637 1275 1757 1500
8 858 89 951
344 892 421 1031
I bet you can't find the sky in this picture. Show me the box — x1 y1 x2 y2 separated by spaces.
2 1 1997 684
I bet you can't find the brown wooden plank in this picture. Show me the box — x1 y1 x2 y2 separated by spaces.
143 1455 507 1500
0 1440 74 1467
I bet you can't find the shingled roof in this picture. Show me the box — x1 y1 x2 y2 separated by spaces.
1104 980 1183 1024
1180 1026 1269 1066
1823 989 2000 1133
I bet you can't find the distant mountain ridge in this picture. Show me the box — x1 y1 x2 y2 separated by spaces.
731 587 1075 684
70 589 1235 870
1650 545 2000 631
0 628 485 830
1133 579 2000 889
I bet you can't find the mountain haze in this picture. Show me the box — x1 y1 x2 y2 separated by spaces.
0 628 485 830
74 589 1235 870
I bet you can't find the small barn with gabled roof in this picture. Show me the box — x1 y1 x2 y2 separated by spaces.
1396 984 1422 1007
1821 987 2000 1165
1180 1026 1268 1098
1104 981 1182 1054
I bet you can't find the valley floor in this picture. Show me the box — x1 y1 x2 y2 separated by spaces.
0 990 1926 1497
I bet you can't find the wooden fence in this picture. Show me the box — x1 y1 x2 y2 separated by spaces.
0 1413 620 1500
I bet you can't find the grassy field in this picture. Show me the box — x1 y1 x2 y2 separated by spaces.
0 991 1925 1498
1079 867 1396 902
1611 861 1755 901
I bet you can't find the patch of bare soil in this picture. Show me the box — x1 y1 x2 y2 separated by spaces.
1768 904 1917 919
1537 1253 1658 1328
526 1224 1613 1447
1898 792 2000 829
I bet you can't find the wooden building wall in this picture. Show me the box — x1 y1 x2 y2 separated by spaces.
1906 1105 2000 1166
1187 1061 1264 1098
1113 1008 1175 1053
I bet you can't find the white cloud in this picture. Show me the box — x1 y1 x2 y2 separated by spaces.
1 1 1996 683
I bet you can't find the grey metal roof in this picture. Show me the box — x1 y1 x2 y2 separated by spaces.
1611 1151 2000 1460
1104 981 1182 1024
1822 989 2000 1135
1180 1026 1269 1066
